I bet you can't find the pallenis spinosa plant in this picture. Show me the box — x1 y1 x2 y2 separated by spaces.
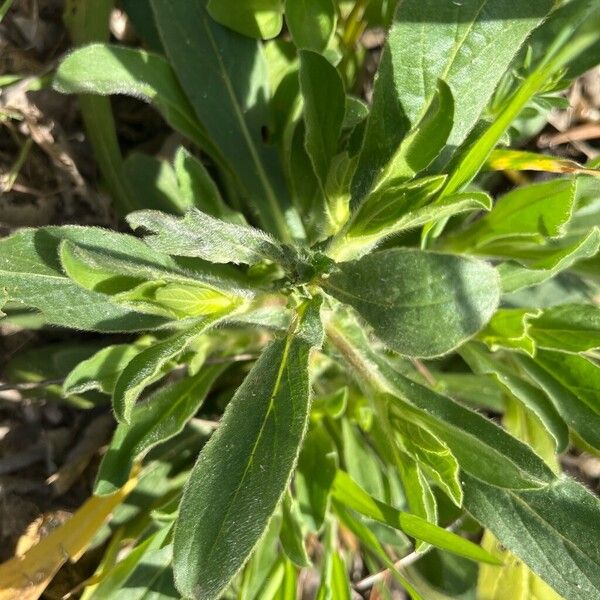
1 0 600 598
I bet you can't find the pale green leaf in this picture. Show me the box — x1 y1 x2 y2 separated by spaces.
54 44 215 158
529 304 600 352
280 492 311 567
332 470 501 565
477 308 541 355
127 209 288 266
207 0 283 39
285 0 336 52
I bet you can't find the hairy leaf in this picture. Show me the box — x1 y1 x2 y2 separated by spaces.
324 249 500 357
463 474 600 600
127 209 288 266
0 227 167 332
173 298 323 600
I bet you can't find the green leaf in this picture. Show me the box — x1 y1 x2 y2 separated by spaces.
498 229 600 293
515 350 600 450
332 501 424 600
486 148 600 177
285 0 336 52
333 470 501 565
173 298 323 600
207 0 283 39
151 0 300 241
63 341 148 395
0 227 167 332
452 179 577 251
352 0 553 199
326 312 556 489
324 249 500 358
463 474 600 600
280 492 311 567
296 423 337 531
477 308 540 355
317 550 351 600
173 147 241 222
123 153 188 214
95 365 226 495
298 50 345 190
113 317 225 423
377 80 454 184
127 209 288 266
528 304 600 353
461 344 569 453
478 530 562 600
54 44 216 159
393 419 463 507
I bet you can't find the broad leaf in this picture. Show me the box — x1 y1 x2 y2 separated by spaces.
173 298 323 600
285 0 335 52
0 227 167 332
332 471 501 565
127 209 288 266
324 249 500 357
151 0 301 241
451 179 576 251
96 365 226 494
54 44 216 158
463 474 600 600
352 0 553 198
207 0 283 39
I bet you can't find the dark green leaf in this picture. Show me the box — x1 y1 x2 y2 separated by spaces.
96 365 226 494
324 249 500 357
113 317 224 423
173 298 323 600
280 492 311 567
463 474 600 600
352 0 553 199
298 50 345 190
151 0 301 241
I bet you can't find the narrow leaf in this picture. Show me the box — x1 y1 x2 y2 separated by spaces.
173 298 323 600
96 365 226 494
487 148 600 177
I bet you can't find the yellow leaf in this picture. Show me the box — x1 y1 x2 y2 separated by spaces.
0 476 137 600
487 149 600 177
